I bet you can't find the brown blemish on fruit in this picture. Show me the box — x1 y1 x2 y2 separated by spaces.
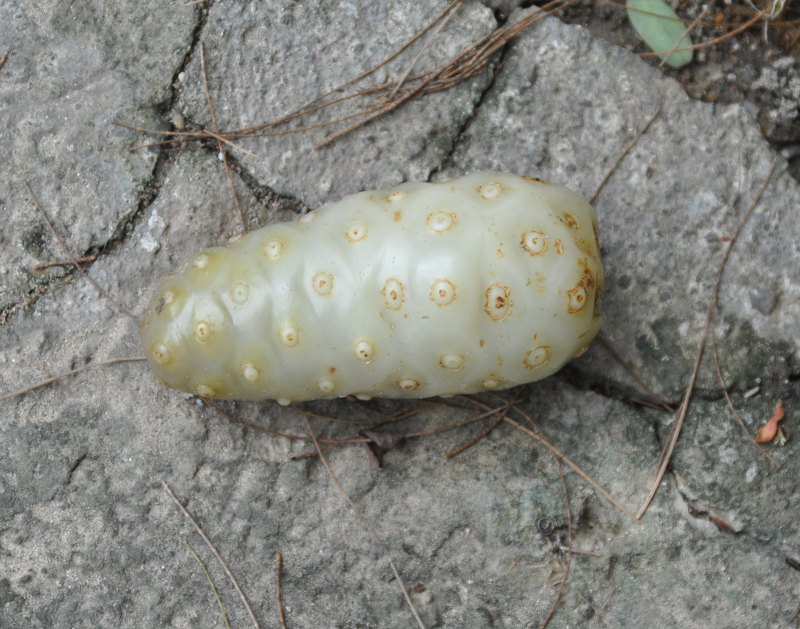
567 284 588 313
397 378 420 391
484 283 512 322
381 278 406 310
523 176 549 184
571 343 592 359
429 279 457 306
345 221 368 243
521 230 547 256
193 321 212 344
354 339 375 362
279 324 299 348
567 262 596 314
560 212 580 230
312 271 334 296
481 376 503 388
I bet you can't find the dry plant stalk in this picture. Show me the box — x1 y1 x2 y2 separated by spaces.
162 480 261 629
116 0 577 155
635 158 781 520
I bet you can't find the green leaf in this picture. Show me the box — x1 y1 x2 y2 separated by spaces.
626 0 694 69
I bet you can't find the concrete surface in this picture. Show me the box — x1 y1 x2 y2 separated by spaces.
0 1 798 628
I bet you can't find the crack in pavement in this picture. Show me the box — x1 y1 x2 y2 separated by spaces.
0 4 209 326
431 20 510 178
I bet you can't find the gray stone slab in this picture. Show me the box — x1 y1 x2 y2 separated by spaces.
1 2 798 628
174 1 497 208
0 1 197 310
447 13 800 399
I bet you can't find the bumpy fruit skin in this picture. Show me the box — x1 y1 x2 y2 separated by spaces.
140 172 603 403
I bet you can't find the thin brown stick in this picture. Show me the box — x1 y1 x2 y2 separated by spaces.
444 410 506 458
249 0 465 134
292 404 500 461
315 72 436 149
657 6 708 69
561 547 602 558
708 159 780 467
0 52 8 72
24 182 138 321
201 127 264 160
408 402 512 439
598 335 674 412
201 398 357 444
184 540 232 629
120 122 263 159
635 311 709 520
474 394 636 520
303 418 427 629
635 157 780 519
193 81 390 141
199 42 247 232
389 1 462 98
290 405 430 460
589 107 661 205
33 255 97 270
152 0 467 149
0 357 147 403
540 459 573 629
709 321 779 466
113 119 203 137
162 480 261 629
121 0 572 155
639 9 765 58
275 552 287 629
291 402 510 460
499 410 636 520
277 400 422 426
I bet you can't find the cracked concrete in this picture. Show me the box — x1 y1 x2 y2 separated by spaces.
0 1 798 627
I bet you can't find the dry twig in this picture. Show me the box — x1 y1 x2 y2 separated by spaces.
0 357 146 403
199 41 247 231
162 480 261 629
635 158 781 519
33 255 97 270
25 182 137 320
303 418 427 629
184 540 232 629
275 552 287 629
540 459 574 629
465 396 636 520
708 159 781 466
119 0 576 154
